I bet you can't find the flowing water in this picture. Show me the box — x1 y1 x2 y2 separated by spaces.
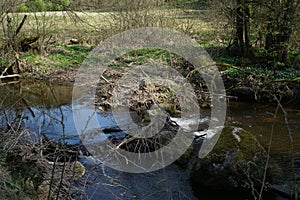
0 80 299 199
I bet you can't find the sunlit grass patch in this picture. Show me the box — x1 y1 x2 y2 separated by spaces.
20 44 93 68
48 45 92 68
120 48 174 64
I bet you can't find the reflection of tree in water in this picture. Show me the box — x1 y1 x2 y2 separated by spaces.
0 81 88 200
0 80 73 139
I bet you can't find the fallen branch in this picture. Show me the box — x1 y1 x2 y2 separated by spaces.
100 75 110 83
216 62 244 71
1 61 16 77
0 74 22 79
273 78 300 83
0 80 20 86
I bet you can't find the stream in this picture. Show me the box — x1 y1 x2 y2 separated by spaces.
0 80 299 200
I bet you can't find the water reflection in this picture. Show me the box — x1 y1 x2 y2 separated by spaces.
1 80 299 154
226 102 300 156
0 80 126 144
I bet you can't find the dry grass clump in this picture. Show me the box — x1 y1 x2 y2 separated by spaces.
0 128 85 200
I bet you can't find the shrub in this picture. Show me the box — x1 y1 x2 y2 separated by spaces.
17 0 70 12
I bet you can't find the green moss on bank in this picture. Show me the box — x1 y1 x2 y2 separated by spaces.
211 126 266 161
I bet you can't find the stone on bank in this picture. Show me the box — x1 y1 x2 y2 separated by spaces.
191 126 278 193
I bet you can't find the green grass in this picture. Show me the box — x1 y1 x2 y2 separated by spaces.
7 5 221 43
18 53 45 68
20 44 93 68
120 48 174 64
8 5 299 81
167 0 210 10
48 45 92 67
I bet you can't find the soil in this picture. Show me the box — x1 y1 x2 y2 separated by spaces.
28 65 78 83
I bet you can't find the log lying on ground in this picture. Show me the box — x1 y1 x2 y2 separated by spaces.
0 74 22 79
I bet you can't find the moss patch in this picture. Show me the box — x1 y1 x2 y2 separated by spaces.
211 126 266 161
191 126 277 193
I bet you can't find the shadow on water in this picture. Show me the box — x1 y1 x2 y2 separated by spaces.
0 80 300 199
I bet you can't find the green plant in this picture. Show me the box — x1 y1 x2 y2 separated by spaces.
20 44 92 68
17 0 70 12
48 45 92 67
121 48 173 64
0 149 36 200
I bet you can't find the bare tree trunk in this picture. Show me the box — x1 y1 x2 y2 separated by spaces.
232 0 252 58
